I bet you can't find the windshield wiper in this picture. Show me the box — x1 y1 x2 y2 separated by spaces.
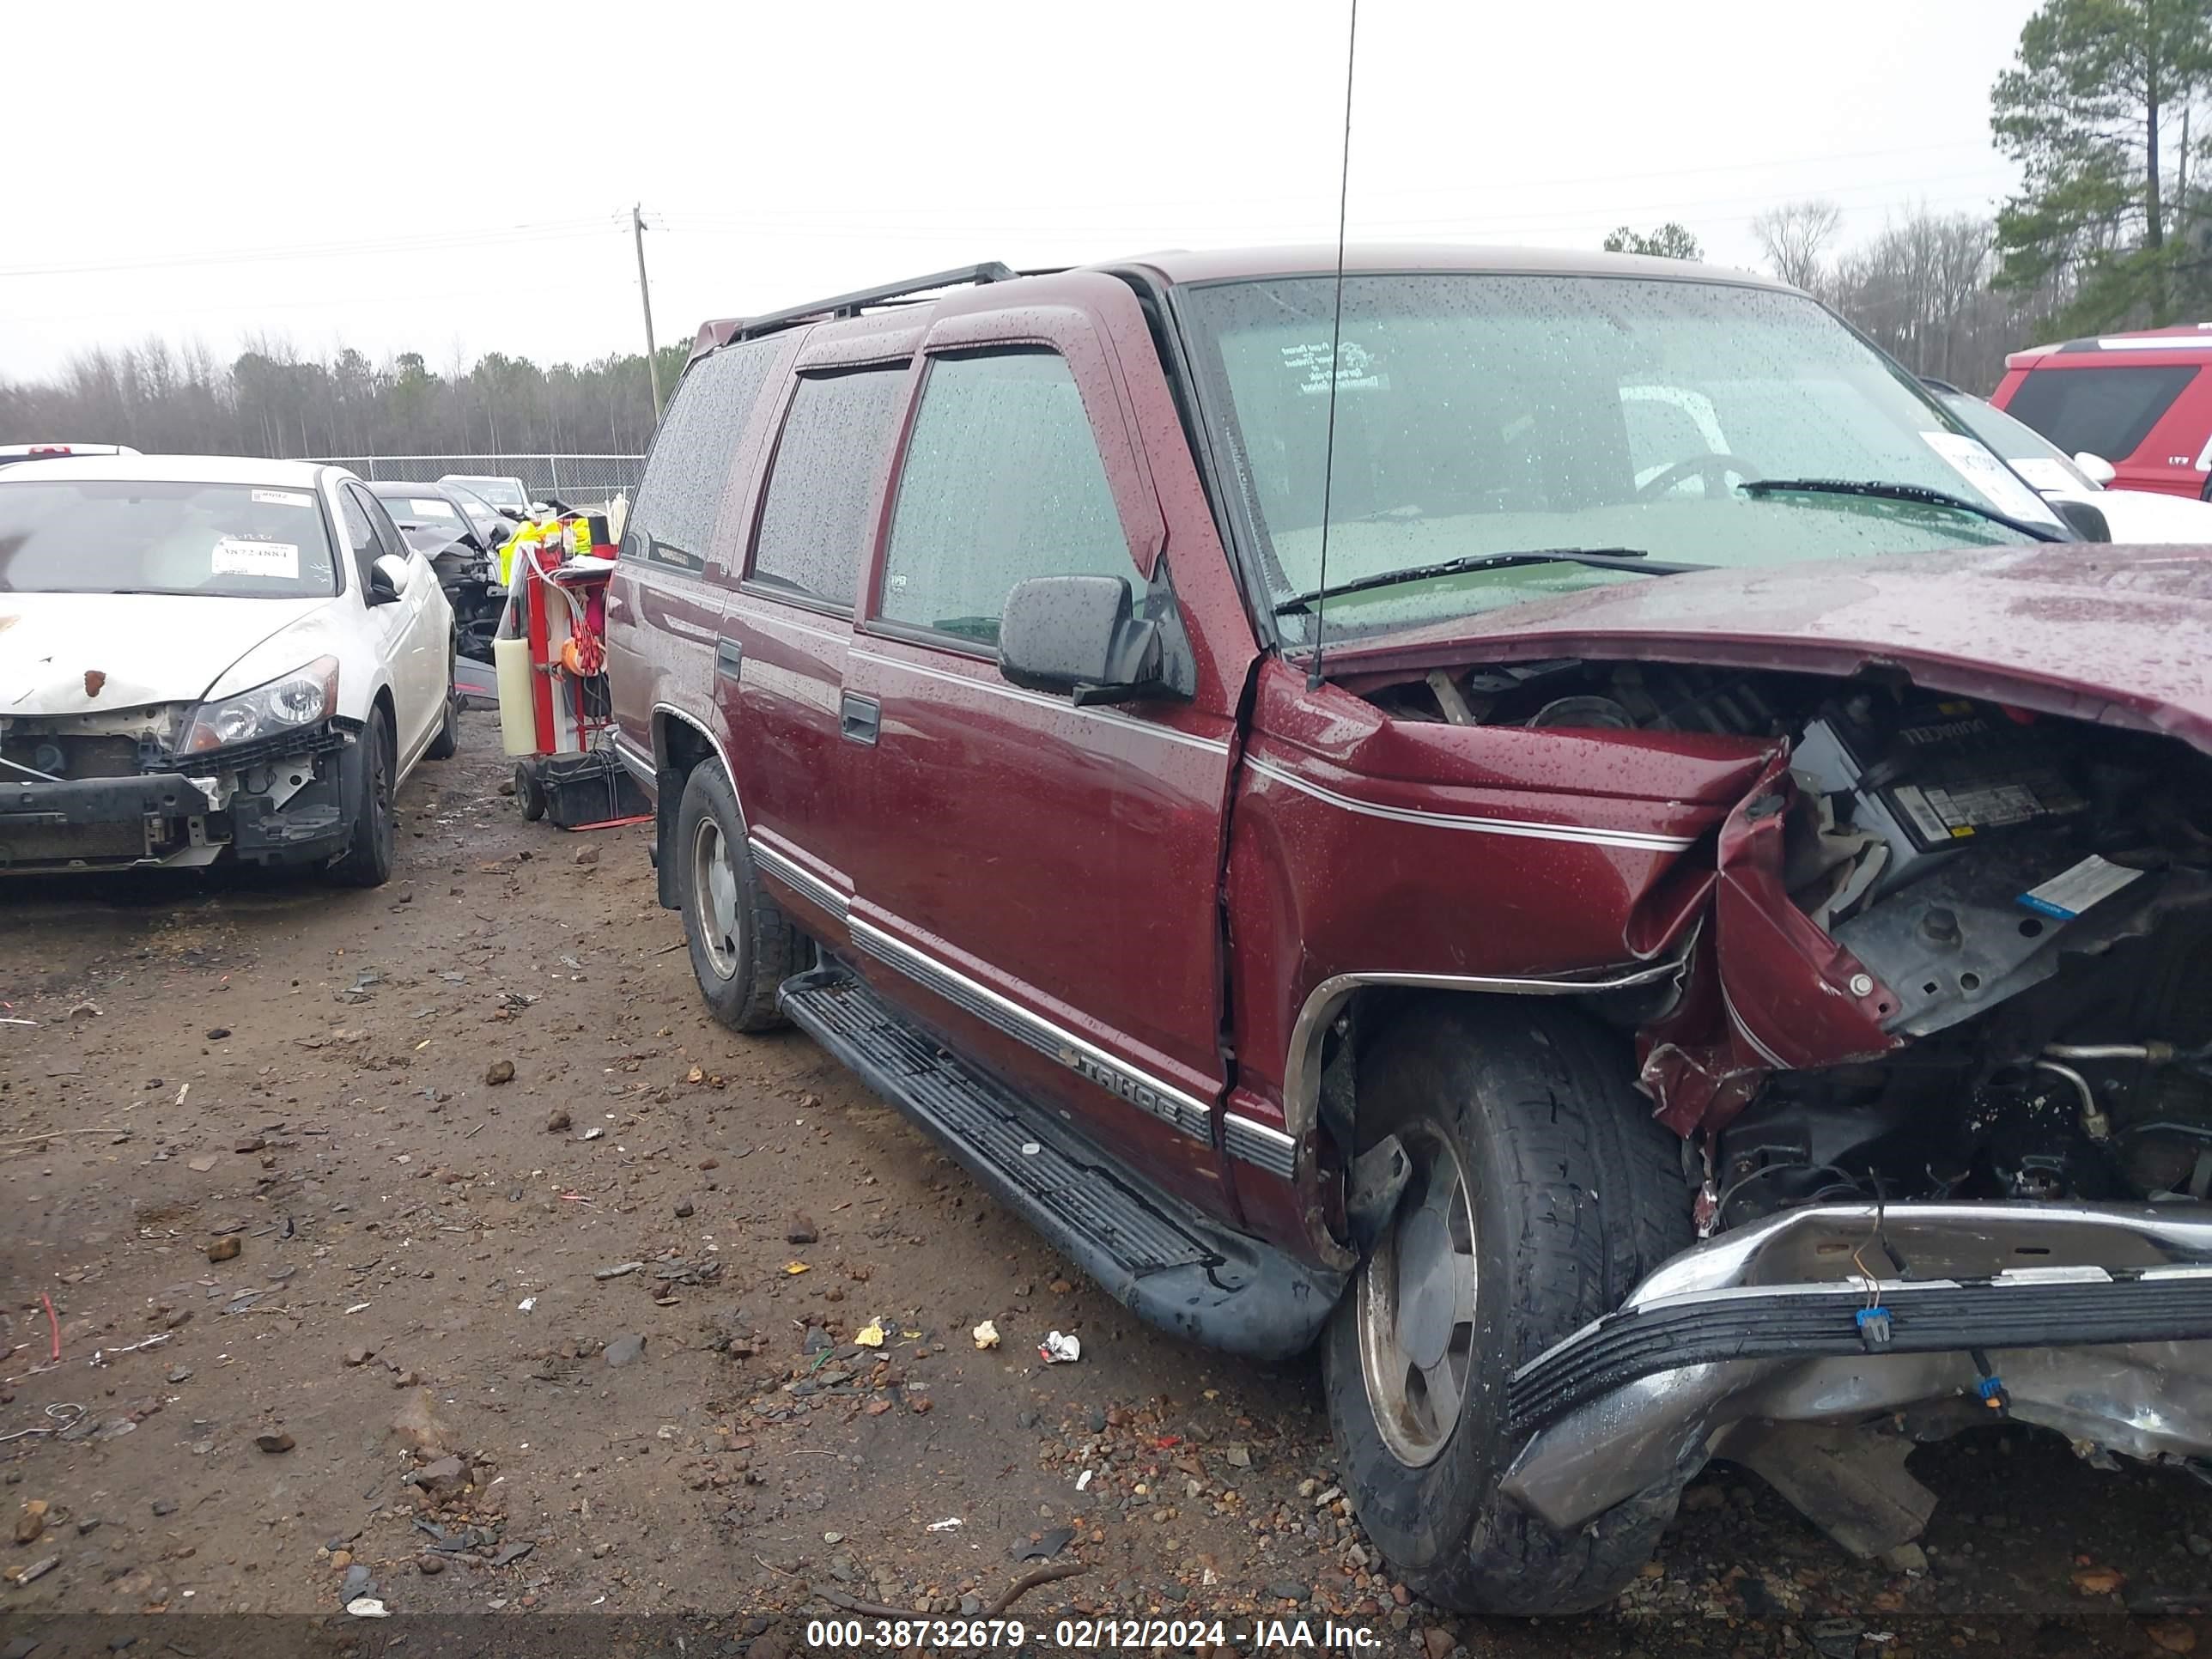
1736 477 2066 543
1276 546 1703 614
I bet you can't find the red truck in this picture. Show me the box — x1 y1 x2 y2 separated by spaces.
605 247 2212 1614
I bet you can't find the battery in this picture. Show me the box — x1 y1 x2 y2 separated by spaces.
1820 695 2085 854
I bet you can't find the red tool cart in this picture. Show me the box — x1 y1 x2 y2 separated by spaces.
494 514 650 830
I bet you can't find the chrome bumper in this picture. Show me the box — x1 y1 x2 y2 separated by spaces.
1500 1201 2212 1532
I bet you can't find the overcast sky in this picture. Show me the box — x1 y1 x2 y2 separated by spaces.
3 0 2040 385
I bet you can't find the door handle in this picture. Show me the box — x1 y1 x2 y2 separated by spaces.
840 692 880 745
714 637 744 683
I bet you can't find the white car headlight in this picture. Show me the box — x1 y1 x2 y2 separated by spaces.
179 657 340 756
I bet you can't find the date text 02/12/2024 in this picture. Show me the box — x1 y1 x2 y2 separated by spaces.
802 1616 1386 1648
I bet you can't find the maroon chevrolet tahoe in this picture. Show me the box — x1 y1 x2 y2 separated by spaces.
605 246 2212 1614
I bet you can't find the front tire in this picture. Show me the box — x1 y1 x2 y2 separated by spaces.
326 707 395 889
673 764 800 1032
426 651 459 762
1322 1000 1692 1615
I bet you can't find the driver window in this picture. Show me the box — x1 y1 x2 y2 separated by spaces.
1620 384 1733 495
337 487 380 592
876 350 1133 650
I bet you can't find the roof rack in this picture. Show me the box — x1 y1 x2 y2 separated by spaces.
697 263 1020 356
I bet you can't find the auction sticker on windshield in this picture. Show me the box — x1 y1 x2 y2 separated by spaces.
251 489 313 508
211 538 301 579
1920 431 2060 524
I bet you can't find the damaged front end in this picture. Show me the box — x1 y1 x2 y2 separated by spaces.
1 703 356 873
1331 641 2212 1548
1501 1200 2212 1557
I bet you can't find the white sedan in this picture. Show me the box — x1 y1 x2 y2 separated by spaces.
1931 386 2212 542
0 454 455 884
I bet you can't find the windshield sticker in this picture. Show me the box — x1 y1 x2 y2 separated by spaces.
1920 431 2061 526
1281 338 1387 397
211 538 301 579
2008 459 2078 495
251 489 313 508
410 499 455 517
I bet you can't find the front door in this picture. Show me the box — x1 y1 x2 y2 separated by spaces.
842 291 1240 1215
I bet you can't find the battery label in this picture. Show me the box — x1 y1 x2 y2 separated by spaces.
2018 855 2146 921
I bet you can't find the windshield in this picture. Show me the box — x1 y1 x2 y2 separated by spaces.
2004 364 2199 464
375 491 469 550
1179 273 2055 644
1936 391 2094 494
444 475 527 510
444 489 507 541
0 478 339 598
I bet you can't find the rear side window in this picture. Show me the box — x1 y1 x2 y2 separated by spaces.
2007 365 2199 462
749 366 908 610
878 352 1132 647
624 339 781 572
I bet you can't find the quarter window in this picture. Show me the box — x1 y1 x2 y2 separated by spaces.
750 365 908 609
624 337 781 572
878 351 1131 647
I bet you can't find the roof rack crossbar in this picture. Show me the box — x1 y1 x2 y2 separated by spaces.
722 262 1019 344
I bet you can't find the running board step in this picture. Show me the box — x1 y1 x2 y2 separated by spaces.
778 964 1343 1360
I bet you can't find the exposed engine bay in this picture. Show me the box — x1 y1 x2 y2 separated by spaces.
1371 656 2212 1224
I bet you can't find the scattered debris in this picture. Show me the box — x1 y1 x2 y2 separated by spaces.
972 1319 1001 1351
1016 1526 1075 1562
67 999 100 1020
15 1500 48 1545
254 1431 295 1454
594 1261 644 1280
1039 1331 1081 1364
544 1108 572 1132
390 1389 457 1460
605 1333 646 1368
205 1026 230 1040
205 1237 240 1263
927 1516 963 1532
515 1297 537 1314
786 1214 819 1244
580 1126 605 1141
854 1319 885 1348
345 1596 390 1619
783 1261 810 1275
485 1059 516 1085
8 1554 60 1586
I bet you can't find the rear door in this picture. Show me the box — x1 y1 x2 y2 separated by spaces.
713 344 915 935
839 289 1241 1214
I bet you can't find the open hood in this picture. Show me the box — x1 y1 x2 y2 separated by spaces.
0 592 333 716
1322 543 2212 752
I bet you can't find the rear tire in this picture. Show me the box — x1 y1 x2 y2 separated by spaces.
326 707 395 889
674 764 801 1032
1322 999 1693 1615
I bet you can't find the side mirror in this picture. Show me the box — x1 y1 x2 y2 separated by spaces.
2051 497 2112 543
2074 452 2118 487
368 553 412 605
999 574 1178 707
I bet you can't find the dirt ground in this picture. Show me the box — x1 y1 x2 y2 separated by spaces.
3 712 2209 1658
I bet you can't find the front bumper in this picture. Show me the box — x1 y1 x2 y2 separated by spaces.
1501 1201 2212 1533
0 726 355 873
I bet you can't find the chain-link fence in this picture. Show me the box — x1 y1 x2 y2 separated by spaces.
312 453 645 507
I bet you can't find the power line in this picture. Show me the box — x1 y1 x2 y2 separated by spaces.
0 216 621 281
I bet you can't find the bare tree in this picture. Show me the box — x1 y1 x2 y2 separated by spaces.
1751 198 1844 293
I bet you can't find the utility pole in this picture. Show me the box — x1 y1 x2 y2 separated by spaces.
633 203 664 422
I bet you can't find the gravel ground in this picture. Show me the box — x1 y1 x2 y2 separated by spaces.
2 712 2207 1657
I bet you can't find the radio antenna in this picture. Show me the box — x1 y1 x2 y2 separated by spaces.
1308 0 1359 691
